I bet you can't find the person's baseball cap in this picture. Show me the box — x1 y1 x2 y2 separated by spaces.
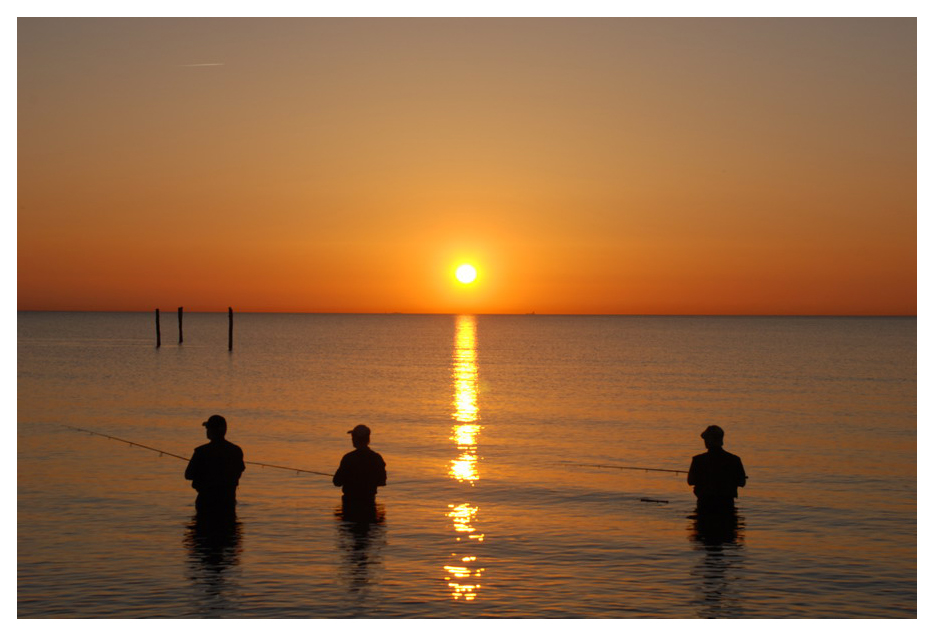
203 415 227 428
347 424 371 437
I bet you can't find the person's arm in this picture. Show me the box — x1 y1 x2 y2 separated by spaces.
184 449 199 482
735 457 747 488
377 458 387 487
687 456 699 486
333 456 346 487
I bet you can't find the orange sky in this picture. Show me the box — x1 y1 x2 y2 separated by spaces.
17 18 916 314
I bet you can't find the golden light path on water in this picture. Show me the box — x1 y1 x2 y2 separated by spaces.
444 315 485 601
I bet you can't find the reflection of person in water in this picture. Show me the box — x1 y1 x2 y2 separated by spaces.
186 511 243 569
333 424 386 519
184 415 245 513
688 507 745 618
184 511 243 613
687 425 747 514
691 505 743 545
334 503 387 596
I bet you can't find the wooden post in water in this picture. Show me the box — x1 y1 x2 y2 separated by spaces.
228 307 233 351
178 307 183 344
155 308 161 348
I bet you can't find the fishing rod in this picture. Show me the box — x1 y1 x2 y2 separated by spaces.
562 462 687 475
59 424 333 477
62 424 190 461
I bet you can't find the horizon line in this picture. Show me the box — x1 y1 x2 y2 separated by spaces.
15 309 917 318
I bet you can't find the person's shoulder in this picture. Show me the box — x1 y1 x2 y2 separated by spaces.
691 451 708 461
193 442 211 453
224 440 243 452
723 449 742 461
368 448 385 463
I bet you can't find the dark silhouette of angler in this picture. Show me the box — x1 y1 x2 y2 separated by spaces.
333 424 386 510
185 415 245 513
687 425 747 513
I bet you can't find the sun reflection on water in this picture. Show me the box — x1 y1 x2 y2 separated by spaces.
450 315 480 485
444 315 485 601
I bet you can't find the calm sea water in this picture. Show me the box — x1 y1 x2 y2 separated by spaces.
17 312 916 618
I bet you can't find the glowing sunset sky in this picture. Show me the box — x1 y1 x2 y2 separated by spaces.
17 17 916 314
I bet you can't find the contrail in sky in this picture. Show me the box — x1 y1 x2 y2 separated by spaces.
179 63 225 67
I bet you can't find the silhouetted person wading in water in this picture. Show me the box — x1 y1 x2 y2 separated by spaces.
333 424 386 510
688 425 746 513
184 415 245 513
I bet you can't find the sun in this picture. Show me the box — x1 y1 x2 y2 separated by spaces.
455 264 477 284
